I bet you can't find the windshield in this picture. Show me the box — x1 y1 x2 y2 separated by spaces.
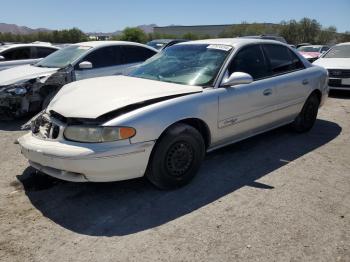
35 45 91 68
323 45 350 58
129 44 232 86
298 46 321 52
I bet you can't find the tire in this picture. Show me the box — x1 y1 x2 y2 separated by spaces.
146 123 205 189
291 93 320 133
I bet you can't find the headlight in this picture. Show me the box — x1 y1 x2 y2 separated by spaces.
6 86 27 95
64 126 136 143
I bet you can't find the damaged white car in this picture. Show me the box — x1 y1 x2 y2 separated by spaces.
19 38 328 189
0 41 157 119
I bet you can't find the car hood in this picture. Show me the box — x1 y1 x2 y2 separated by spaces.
0 64 59 85
313 58 350 69
48 75 203 119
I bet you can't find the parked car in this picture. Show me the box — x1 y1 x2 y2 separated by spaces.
0 42 59 71
313 42 350 90
296 43 312 49
297 45 330 62
18 38 328 189
146 39 188 50
0 41 157 118
240 35 287 43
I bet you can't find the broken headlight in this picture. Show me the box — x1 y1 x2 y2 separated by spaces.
64 126 136 143
2 81 30 96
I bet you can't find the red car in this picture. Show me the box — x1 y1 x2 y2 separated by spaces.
297 45 330 62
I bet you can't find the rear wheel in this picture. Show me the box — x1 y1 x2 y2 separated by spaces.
291 93 320 133
146 123 205 189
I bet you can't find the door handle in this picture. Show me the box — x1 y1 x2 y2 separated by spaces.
263 89 273 96
302 79 309 85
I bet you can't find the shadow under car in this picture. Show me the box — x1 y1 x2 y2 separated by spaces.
17 119 341 236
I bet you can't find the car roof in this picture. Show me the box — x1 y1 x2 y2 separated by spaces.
71 41 158 51
179 38 289 49
0 43 59 52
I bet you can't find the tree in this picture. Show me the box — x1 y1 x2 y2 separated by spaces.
118 27 147 43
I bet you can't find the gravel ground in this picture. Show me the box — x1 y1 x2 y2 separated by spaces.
0 92 349 262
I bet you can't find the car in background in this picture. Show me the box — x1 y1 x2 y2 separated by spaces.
313 42 350 90
0 41 157 118
146 39 188 50
296 43 312 49
0 42 59 71
297 45 330 62
18 38 328 189
240 35 287 43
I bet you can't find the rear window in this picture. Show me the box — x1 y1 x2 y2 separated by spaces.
323 45 350 58
1 47 31 61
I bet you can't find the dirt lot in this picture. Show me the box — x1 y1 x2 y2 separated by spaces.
0 93 349 262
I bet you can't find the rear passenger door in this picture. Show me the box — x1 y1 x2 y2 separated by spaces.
217 44 279 143
74 46 124 80
261 44 310 118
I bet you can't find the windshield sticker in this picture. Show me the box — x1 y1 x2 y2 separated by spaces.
207 44 232 51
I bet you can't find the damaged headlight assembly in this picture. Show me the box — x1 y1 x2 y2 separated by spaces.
1 81 31 96
64 126 136 143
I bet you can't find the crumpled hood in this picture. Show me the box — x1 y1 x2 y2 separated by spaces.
48 75 203 119
313 58 350 69
0 65 59 85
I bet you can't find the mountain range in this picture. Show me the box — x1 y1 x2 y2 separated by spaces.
0 22 158 35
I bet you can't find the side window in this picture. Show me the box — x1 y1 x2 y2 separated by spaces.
35 47 57 58
122 46 157 64
228 45 270 80
2 47 31 61
262 44 304 75
82 46 122 69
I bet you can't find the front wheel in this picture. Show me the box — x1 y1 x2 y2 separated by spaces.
291 93 320 133
146 123 205 189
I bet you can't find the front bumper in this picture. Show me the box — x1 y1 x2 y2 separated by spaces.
18 133 155 182
328 78 350 91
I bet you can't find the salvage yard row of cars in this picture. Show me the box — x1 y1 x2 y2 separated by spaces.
0 37 349 189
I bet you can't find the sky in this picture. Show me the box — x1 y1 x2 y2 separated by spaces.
2 0 350 33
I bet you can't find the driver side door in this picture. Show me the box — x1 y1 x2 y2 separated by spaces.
217 44 279 144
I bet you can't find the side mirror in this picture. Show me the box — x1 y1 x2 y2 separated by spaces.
78 61 93 70
221 72 253 87
0 55 5 61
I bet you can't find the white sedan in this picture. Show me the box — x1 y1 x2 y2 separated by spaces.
19 38 328 189
313 42 350 90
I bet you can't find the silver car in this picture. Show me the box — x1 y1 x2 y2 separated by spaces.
19 38 328 189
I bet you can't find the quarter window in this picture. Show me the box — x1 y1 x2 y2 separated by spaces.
82 46 123 68
228 45 270 80
122 46 157 64
262 44 304 75
2 47 31 61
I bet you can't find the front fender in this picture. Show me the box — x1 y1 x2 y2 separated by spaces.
103 89 222 145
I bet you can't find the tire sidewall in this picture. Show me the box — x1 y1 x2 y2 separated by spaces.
147 124 205 189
